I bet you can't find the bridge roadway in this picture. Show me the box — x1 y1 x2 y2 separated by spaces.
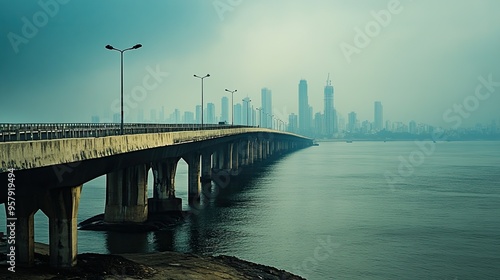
0 123 312 268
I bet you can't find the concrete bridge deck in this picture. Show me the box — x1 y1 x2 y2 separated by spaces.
0 123 312 269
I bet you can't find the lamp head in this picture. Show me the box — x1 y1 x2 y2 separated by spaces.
105 45 114 50
133 44 142 49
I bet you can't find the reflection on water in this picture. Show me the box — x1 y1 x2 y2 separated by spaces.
2 142 499 279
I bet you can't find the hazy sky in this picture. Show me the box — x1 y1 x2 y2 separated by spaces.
1 0 500 127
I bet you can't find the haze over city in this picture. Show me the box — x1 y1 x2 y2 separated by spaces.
2 0 500 128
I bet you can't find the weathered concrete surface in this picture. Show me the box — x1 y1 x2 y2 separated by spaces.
0 128 312 204
0 128 309 172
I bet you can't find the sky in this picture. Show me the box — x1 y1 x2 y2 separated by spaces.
1 0 500 128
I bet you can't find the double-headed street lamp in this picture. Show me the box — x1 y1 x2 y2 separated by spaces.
194 74 210 127
242 98 251 126
225 89 237 125
105 43 142 135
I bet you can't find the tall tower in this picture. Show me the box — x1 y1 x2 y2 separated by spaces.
261 88 272 128
207 103 215 124
221 96 229 123
374 101 383 131
298 79 310 133
324 74 335 137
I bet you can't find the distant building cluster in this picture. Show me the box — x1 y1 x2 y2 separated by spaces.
90 75 500 140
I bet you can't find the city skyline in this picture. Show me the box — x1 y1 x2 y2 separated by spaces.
2 1 500 127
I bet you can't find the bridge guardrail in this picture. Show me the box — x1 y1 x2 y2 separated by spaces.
0 123 254 142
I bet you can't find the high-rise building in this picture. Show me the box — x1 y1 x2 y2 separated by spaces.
113 113 120 123
298 79 310 133
288 113 298 133
252 107 256 126
206 103 215 124
184 111 194 124
348 112 357 132
159 106 165 122
221 96 229 123
409 120 417 134
169 109 180 123
314 112 324 136
374 101 383 131
242 97 251 125
324 76 335 137
195 105 201 124
261 88 272 128
234 103 242 125
91 115 100 123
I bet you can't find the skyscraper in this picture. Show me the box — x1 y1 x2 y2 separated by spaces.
195 105 201 124
261 88 272 128
298 79 310 133
234 103 242 125
206 103 215 124
324 76 335 137
184 111 194 124
348 111 357 132
221 96 229 123
374 101 383 131
288 113 298 133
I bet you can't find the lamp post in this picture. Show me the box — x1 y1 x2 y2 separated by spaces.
266 113 273 129
105 43 142 135
256 108 262 127
242 98 251 126
225 89 237 125
194 74 210 127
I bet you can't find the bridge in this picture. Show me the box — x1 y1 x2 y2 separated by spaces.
0 123 312 268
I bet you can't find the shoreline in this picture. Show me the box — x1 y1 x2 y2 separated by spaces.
0 242 305 279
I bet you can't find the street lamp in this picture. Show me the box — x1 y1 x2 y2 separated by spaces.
225 89 237 125
242 98 251 126
105 43 142 135
194 74 210 127
256 108 262 127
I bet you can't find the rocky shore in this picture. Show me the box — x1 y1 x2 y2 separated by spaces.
0 243 306 279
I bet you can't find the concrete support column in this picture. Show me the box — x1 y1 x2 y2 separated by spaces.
10 196 37 267
241 140 249 166
231 142 239 171
184 152 201 204
248 140 254 165
255 140 262 161
40 185 82 268
262 140 269 159
212 150 219 170
201 152 212 182
150 158 181 213
217 146 226 170
223 144 232 170
104 164 149 223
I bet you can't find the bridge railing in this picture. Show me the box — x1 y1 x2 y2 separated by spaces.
0 123 253 142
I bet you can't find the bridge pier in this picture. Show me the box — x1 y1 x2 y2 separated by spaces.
231 142 239 172
223 144 232 170
104 164 149 223
149 158 182 213
184 152 201 204
38 185 82 268
11 196 37 267
201 152 212 182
